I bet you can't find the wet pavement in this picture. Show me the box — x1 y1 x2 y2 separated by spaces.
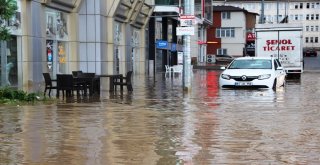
1 70 320 164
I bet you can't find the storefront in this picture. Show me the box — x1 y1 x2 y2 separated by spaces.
0 0 22 87
45 9 69 77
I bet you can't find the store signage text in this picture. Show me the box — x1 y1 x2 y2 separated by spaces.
263 39 295 51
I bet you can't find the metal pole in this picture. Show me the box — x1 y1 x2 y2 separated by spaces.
182 0 193 91
277 0 279 23
260 0 265 24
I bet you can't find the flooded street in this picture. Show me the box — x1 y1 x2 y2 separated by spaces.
1 70 320 164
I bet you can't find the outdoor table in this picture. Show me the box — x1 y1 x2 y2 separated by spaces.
73 76 99 96
98 74 122 92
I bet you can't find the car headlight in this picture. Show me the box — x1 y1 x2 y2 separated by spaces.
258 74 271 80
221 74 231 80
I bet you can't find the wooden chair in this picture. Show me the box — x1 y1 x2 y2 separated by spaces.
43 73 57 97
114 71 133 91
57 74 75 98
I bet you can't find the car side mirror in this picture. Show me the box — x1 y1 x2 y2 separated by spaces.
277 66 283 70
220 66 226 70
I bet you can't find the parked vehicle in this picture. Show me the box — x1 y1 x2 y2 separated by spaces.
255 23 303 78
215 55 234 63
219 57 286 89
303 48 317 57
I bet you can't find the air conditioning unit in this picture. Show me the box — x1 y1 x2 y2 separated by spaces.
206 54 216 63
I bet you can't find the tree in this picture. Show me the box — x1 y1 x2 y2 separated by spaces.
0 0 18 41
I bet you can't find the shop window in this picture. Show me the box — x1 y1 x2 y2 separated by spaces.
46 11 68 40
57 41 67 73
1 37 18 86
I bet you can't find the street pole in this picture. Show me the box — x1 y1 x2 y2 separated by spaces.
277 0 279 23
182 0 194 91
259 0 265 24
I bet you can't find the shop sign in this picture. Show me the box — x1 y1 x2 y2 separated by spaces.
156 40 168 49
171 43 176 52
247 33 256 41
180 15 195 26
176 27 195 36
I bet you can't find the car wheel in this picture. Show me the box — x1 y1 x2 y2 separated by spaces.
272 79 277 90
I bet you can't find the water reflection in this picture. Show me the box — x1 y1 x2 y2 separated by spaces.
1 71 320 164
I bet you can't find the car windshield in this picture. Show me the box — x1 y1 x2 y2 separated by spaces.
228 59 272 69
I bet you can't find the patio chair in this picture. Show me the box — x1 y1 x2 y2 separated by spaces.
57 74 75 98
72 70 83 77
77 73 96 95
165 65 172 73
43 73 57 97
113 71 133 92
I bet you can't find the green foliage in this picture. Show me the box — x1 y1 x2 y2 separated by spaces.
0 87 40 104
0 0 18 41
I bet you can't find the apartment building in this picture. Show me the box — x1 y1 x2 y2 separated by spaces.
213 0 320 49
207 6 257 58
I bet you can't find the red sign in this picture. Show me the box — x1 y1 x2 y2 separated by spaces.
197 40 206 44
247 33 256 41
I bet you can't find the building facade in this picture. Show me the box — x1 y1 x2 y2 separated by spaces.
0 0 153 91
149 0 212 74
213 0 320 49
207 6 257 58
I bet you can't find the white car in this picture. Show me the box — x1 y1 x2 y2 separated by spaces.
219 57 286 89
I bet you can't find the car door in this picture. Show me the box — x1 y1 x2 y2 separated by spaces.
274 59 286 87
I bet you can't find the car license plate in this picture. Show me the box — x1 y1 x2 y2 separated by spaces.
235 82 252 86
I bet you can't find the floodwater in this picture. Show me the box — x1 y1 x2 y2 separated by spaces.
1 70 320 165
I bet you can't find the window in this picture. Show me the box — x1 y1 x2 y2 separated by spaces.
310 26 314 31
306 14 309 20
222 12 230 19
306 26 309 31
300 3 303 9
306 37 309 43
316 14 319 20
294 15 298 20
310 37 314 43
316 26 319 31
290 15 294 21
216 28 235 38
315 37 319 43
311 3 315 8
299 15 303 20
217 48 227 55
311 14 314 20
306 3 310 8
294 4 299 9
